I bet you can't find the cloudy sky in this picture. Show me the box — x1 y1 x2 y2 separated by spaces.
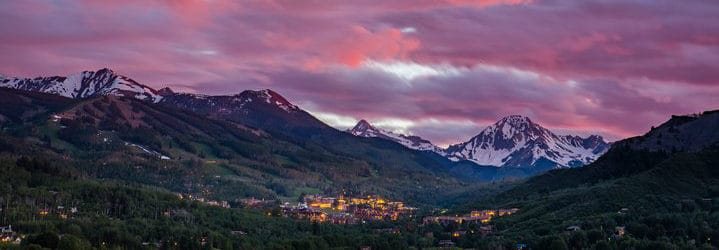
1 0 718 146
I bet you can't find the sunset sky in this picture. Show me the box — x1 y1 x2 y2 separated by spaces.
1 0 718 146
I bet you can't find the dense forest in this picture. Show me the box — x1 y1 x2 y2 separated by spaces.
0 89 476 249
0 138 442 249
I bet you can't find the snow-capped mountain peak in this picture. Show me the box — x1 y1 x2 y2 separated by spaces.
349 120 380 136
497 115 533 128
0 68 162 102
445 115 610 169
347 120 445 154
488 115 548 146
227 89 299 113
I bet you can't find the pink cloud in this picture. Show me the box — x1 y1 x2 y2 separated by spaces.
332 26 421 67
246 63 717 144
0 0 717 144
396 0 719 85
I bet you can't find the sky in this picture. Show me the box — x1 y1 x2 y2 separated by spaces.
1 0 718 147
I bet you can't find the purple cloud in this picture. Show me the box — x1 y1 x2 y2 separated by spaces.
0 0 717 145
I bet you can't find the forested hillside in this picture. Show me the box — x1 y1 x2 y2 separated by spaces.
0 135 431 249
454 111 719 249
0 88 468 205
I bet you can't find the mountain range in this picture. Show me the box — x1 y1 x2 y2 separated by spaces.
3 68 607 179
349 116 610 170
0 68 469 203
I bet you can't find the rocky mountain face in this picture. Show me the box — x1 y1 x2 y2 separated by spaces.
445 115 610 169
348 120 445 154
158 88 300 115
0 68 161 102
158 88 332 138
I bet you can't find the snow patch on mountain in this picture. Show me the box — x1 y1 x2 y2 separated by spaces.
348 120 446 155
445 115 610 168
0 68 162 103
125 142 171 160
246 89 299 112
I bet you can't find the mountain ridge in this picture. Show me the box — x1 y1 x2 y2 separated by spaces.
0 68 162 102
0 69 329 132
1 68 610 178
618 110 719 152
347 119 446 155
346 115 611 171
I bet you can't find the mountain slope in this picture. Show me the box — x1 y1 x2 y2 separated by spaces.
445 115 610 170
0 87 469 203
156 87 480 188
347 119 445 155
464 110 719 249
0 88 77 127
621 111 719 152
0 138 413 249
158 88 328 135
